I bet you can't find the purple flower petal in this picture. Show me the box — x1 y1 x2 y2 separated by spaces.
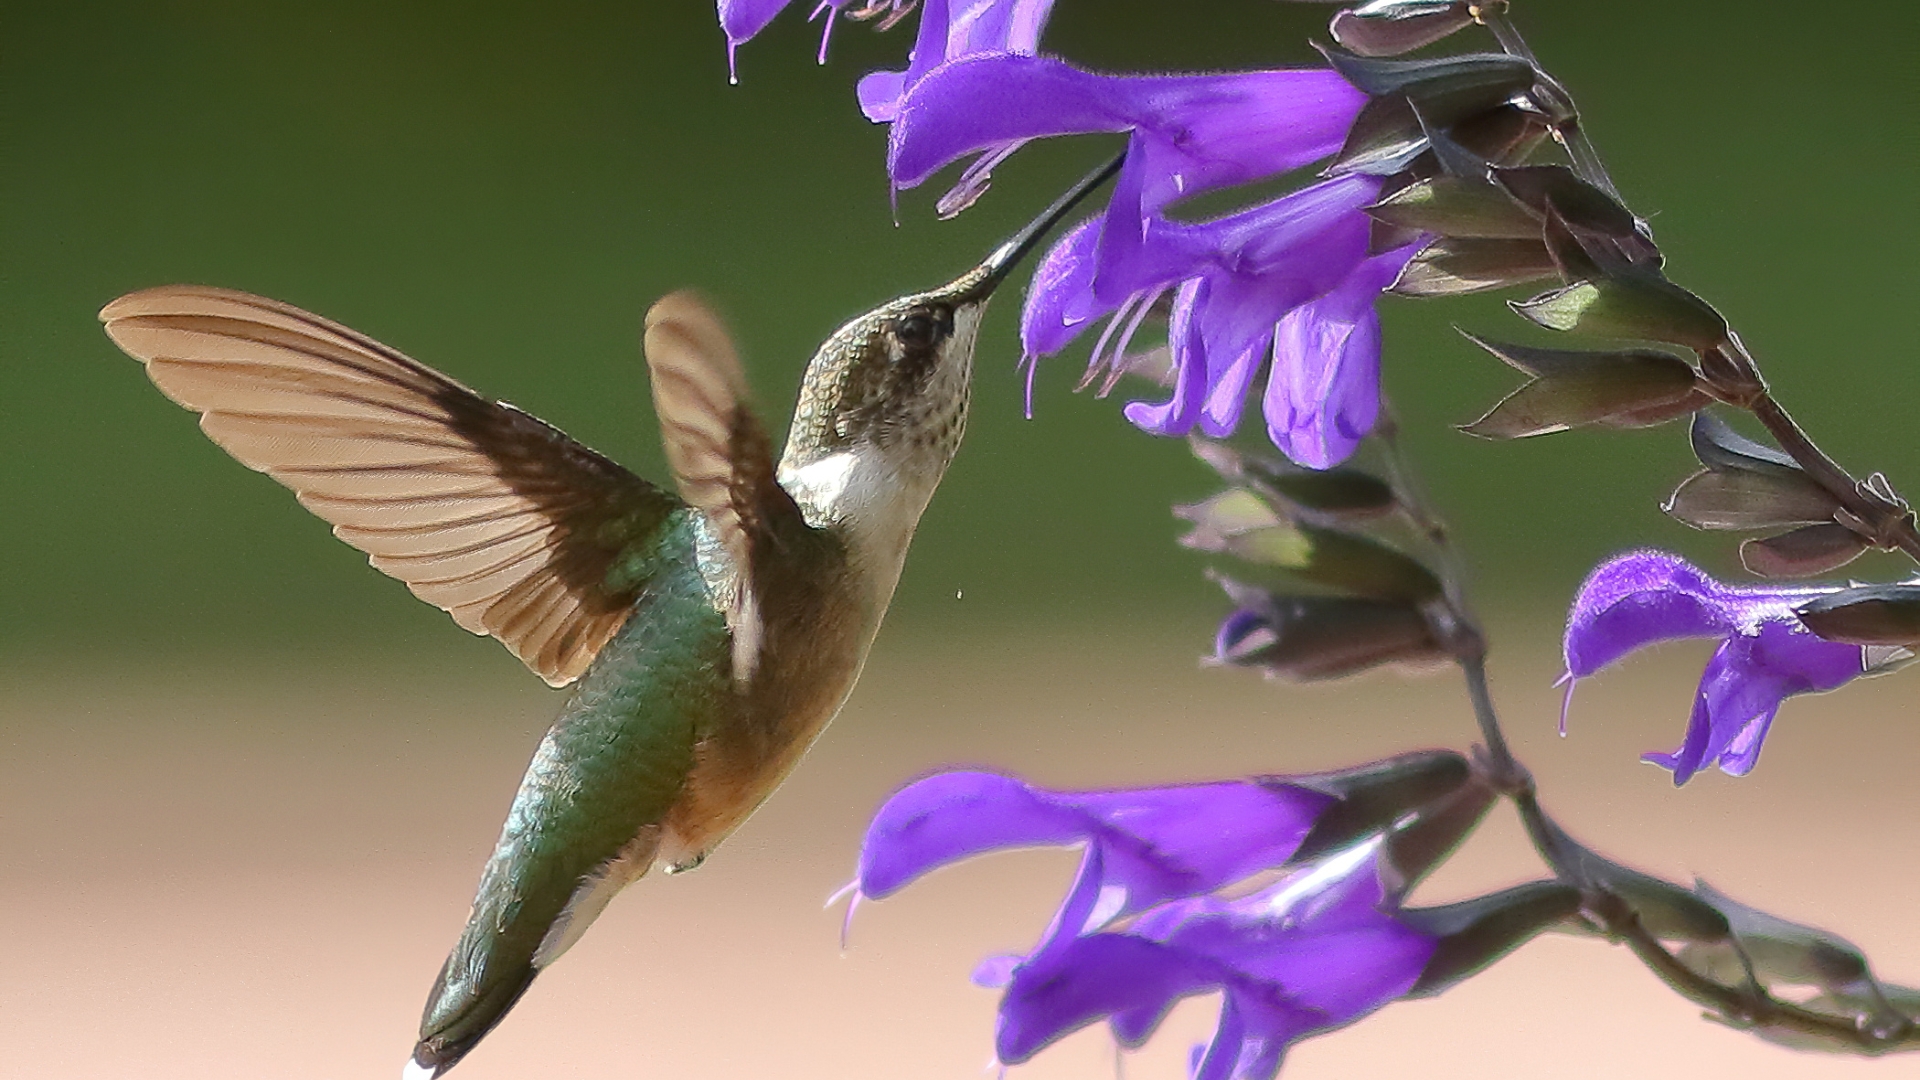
854 769 1334 910
1644 618 1863 783
1262 244 1414 469
1123 278 1209 436
1095 173 1379 310
1564 550 1741 675
854 768 1444 1080
1563 551 1866 782
859 0 1059 122
887 54 1361 207
716 0 803 48
1020 216 1110 357
856 771 1089 898
995 934 1222 1064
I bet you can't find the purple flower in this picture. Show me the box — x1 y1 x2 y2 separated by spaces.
886 54 1363 216
855 770 1334 915
881 52 1407 466
716 0 1051 93
1562 550 1871 784
857 0 1059 123
848 771 1437 1080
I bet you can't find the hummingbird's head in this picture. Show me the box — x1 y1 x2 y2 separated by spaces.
779 155 1124 489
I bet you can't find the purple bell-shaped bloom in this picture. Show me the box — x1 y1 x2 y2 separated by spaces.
847 771 1438 1080
1563 550 1873 783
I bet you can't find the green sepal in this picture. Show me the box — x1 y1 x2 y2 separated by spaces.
1326 94 1431 176
1277 749 1472 867
1450 103 1552 166
1689 411 1802 477
1318 48 1537 127
1367 176 1542 239
1379 779 1497 896
1664 469 1839 530
1511 275 1729 350
1457 333 1699 439
1492 164 1641 239
1211 575 1446 681
1677 880 1912 1044
1740 523 1869 578
1796 583 1920 647
1392 237 1558 297
1539 819 1731 944
1403 882 1583 997
1190 438 1398 518
1176 489 1444 602
1330 1 1475 58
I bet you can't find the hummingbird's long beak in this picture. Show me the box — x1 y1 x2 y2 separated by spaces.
967 152 1126 299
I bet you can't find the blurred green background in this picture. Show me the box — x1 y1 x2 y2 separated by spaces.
3 0 1916 662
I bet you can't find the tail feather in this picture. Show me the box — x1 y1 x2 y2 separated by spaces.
408 955 537 1076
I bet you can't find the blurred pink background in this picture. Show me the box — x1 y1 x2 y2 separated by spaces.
4 619 1912 1079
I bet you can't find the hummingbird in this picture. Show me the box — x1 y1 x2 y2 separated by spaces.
99 157 1119 1076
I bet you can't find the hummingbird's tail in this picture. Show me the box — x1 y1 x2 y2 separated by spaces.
406 818 664 1077
405 954 539 1078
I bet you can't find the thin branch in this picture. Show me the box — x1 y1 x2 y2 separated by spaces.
1594 896 1920 1055
1744 383 1920 563
1459 653 1523 790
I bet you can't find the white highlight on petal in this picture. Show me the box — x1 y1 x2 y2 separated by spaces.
1080 882 1131 934
1254 836 1382 924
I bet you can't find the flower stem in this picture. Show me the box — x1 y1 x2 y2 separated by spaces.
1459 653 1525 790
1744 384 1920 563
1593 892 1920 1053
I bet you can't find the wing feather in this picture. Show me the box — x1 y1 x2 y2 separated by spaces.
642 291 808 682
102 285 682 686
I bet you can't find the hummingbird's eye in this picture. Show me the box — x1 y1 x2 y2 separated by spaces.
895 313 937 348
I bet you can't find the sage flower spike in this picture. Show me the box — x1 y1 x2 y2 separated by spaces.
1562 550 1883 784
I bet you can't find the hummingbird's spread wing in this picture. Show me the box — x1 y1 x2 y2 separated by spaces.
100 285 682 687
642 291 806 682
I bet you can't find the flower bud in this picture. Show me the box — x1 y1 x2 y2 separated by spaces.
1392 237 1558 296
1368 175 1542 239
1740 523 1869 578
1457 333 1699 439
1512 275 1730 351
1330 1 1477 58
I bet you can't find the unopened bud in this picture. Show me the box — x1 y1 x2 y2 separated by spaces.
1664 469 1839 531
1330 1 1476 58
1457 333 1699 439
1392 237 1558 296
1511 275 1730 351
1740 523 1868 578
1210 580 1446 680
1368 176 1541 239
